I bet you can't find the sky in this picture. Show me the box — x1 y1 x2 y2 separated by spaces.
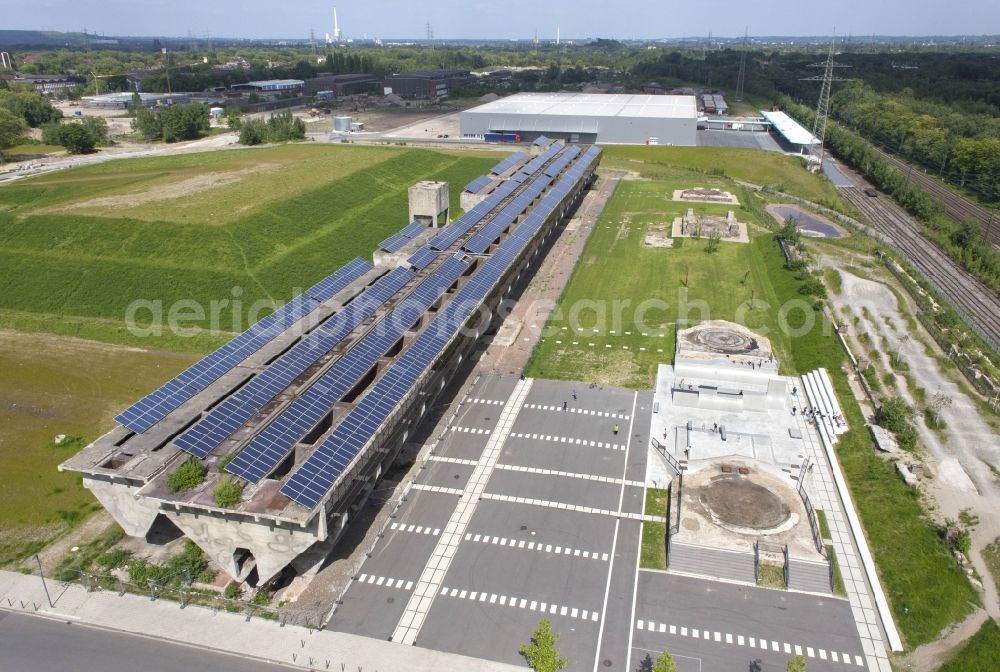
8 0 1000 40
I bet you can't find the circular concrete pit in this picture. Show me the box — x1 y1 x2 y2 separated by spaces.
698 474 791 530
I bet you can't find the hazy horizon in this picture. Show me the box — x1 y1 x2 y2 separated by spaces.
5 0 1000 42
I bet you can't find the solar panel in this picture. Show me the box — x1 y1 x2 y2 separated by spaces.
175 267 413 460
115 258 373 433
428 181 518 251
378 221 429 252
280 152 602 509
407 246 439 270
464 176 493 194
532 136 550 146
490 152 528 176
227 257 469 482
399 221 427 239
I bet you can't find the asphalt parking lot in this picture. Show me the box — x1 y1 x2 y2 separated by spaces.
326 374 865 672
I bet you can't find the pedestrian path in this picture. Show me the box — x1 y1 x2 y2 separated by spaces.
462 532 610 562
391 377 534 646
791 377 895 672
0 570 522 672
635 618 864 667
508 432 626 451
440 586 600 623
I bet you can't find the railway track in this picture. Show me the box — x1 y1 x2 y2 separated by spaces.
839 185 1000 349
870 146 1000 246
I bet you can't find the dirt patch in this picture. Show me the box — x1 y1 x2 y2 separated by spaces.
699 475 791 530
50 163 279 214
644 223 674 248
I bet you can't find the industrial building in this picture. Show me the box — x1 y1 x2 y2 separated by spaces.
231 79 304 94
460 92 699 145
81 92 190 109
759 109 820 154
304 73 380 97
381 69 472 100
61 141 601 588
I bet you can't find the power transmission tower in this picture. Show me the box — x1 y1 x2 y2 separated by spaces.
801 35 850 166
310 28 316 53
735 27 749 102
426 22 434 41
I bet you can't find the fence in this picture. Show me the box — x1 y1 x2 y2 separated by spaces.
796 459 827 557
650 437 682 475
42 568 282 623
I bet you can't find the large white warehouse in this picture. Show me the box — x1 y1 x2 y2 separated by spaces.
460 92 699 145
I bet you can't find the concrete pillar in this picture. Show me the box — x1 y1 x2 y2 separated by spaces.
82 476 160 538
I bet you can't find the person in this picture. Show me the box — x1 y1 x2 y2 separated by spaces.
792 386 798 396
572 389 577 400
792 406 797 416
563 401 568 411
613 423 619 435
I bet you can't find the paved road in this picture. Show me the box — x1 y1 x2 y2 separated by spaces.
0 610 291 672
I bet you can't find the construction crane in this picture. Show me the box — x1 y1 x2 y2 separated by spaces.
89 69 132 96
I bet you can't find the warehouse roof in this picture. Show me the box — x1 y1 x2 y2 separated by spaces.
759 110 819 145
466 92 698 120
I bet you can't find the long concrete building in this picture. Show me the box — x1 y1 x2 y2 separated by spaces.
61 141 601 587
460 92 699 145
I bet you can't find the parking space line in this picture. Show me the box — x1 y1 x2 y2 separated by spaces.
388 522 441 536
426 455 479 467
352 574 415 592
521 403 630 420
480 492 666 523
495 462 639 486
509 432 626 452
447 426 492 435
634 619 864 666
411 483 464 496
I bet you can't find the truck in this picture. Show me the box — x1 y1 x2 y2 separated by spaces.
484 132 521 143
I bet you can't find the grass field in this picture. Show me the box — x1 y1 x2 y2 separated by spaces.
641 488 669 570
0 144 497 352
600 145 842 207
0 330 197 566
938 619 1000 672
524 178 795 388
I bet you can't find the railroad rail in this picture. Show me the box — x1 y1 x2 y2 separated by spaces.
870 146 1000 247
840 185 1000 349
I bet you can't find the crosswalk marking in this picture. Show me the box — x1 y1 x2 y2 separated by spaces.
354 574 414 591
467 398 506 406
635 619 863 666
426 455 479 467
460 532 608 561
508 432 626 452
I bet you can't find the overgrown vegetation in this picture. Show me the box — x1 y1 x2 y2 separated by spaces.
213 478 243 508
166 456 205 493
874 398 919 452
127 540 215 586
132 102 210 143
237 110 306 146
938 619 1000 672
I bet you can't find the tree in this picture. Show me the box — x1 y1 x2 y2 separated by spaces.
778 216 801 244
54 123 97 154
0 90 62 127
0 107 27 158
787 655 808 672
519 619 568 672
652 650 677 672
705 229 722 253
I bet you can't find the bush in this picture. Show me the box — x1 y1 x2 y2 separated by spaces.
214 478 243 508
238 111 305 146
224 583 241 599
132 103 209 142
166 456 205 493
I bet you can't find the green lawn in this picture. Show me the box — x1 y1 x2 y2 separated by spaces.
3 143 64 157
0 144 496 352
601 145 842 207
641 522 667 570
939 619 1000 672
525 179 795 388
645 487 668 518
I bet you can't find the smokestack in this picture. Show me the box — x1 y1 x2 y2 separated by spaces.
333 8 341 41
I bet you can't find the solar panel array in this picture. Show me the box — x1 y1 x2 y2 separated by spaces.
489 152 528 176
520 144 565 177
226 256 470 483
532 136 550 146
377 221 428 253
428 180 519 251
115 258 373 434
280 146 602 509
406 246 439 270
462 169 556 254
463 176 493 194
175 267 414 460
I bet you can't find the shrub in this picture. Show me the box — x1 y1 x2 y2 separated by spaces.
166 456 205 493
224 583 241 599
214 478 243 508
